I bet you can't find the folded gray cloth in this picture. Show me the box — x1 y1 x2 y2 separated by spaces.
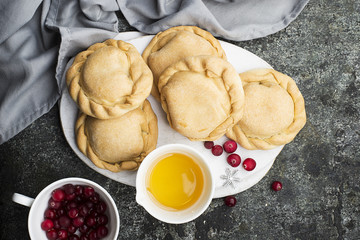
0 0 308 144
118 0 309 41
0 0 119 144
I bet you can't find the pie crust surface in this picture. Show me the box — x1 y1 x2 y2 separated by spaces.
75 100 158 172
142 26 227 100
158 55 245 141
66 39 153 119
226 68 306 150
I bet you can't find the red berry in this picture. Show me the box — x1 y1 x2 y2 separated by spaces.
67 225 77 234
52 188 65 202
223 140 237 153
79 224 90 234
80 235 90 240
68 208 79 218
96 201 107 214
227 154 241 167
85 216 97 227
84 186 95 198
44 208 56 219
53 219 61 229
41 219 54 231
69 235 80 240
88 230 98 240
96 225 109 238
204 141 214 149
224 196 236 207
211 145 223 156
46 229 57 240
79 204 90 217
75 185 84 196
59 215 71 228
73 216 85 227
48 198 62 209
243 158 256 171
63 184 75 195
97 214 108 226
57 229 68 240
271 181 283 191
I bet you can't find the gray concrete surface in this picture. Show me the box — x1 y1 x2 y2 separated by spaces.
1 1 359 239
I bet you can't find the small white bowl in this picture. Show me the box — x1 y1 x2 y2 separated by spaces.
12 177 120 240
136 144 215 224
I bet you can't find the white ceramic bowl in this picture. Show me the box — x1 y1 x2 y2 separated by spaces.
136 144 215 224
12 177 120 240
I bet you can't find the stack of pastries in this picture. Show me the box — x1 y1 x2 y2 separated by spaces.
66 26 306 172
66 39 158 172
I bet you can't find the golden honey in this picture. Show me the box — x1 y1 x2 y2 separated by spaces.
146 153 204 211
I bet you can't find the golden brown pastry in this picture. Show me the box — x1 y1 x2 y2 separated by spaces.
226 68 306 150
142 26 226 100
67 39 153 119
75 100 158 172
158 55 245 141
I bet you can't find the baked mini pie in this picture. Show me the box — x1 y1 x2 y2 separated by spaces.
66 39 153 119
76 100 158 172
226 68 306 150
142 26 226 100
158 55 245 141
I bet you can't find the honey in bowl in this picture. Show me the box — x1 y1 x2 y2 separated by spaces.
146 153 204 211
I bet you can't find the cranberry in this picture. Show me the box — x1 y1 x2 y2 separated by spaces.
224 196 237 207
44 209 56 219
73 216 85 227
57 229 68 240
41 219 54 231
79 224 90 233
67 224 77 234
227 154 241 167
69 235 80 240
89 192 100 203
46 229 57 240
84 186 95 198
88 230 98 240
271 181 283 191
57 207 66 216
79 204 90 217
243 158 256 171
223 140 237 153
59 215 71 228
204 141 214 149
74 185 83 195
53 219 61 229
63 184 75 194
85 216 97 227
85 201 94 209
96 225 109 238
66 192 76 201
96 201 107 214
52 188 65 202
211 145 223 156
80 235 90 240
97 214 108 226
48 198 62 209
68 208 79 218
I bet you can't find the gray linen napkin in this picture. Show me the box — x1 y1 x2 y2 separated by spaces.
0 0 308 144
118 0 309 41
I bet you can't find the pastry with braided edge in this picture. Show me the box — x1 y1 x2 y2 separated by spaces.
75 100 158 172
158 55 244 141
66 39 153 119
226 68 306 150
142 26 226 100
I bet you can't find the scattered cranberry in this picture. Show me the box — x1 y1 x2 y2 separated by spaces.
211 145 223 156
227 153 241 167
46 229 58 240
271 181 283 191
223 140 237 153
52 188 65 202
41 219 54 231
224 196 237 207
243 158 256 171
204 141 214 149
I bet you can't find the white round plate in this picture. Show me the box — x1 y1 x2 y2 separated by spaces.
59 32 283 198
